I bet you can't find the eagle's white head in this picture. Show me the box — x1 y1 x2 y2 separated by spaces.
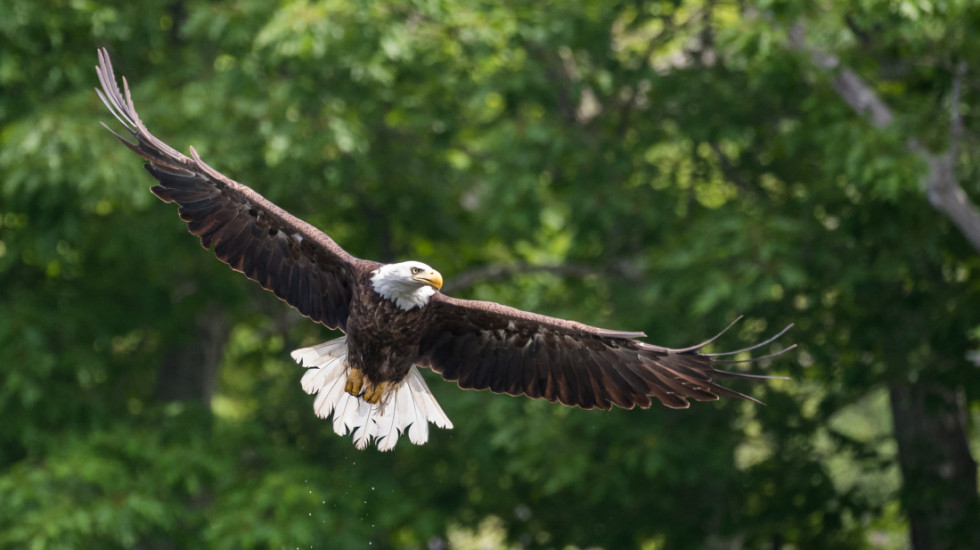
371 261 444 311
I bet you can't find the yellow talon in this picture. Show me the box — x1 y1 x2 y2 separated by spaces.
345 368 364 396
363 381 388 404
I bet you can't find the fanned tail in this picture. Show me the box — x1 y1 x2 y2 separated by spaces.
291 337 453 451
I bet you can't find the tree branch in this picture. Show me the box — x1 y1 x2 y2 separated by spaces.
787 22 895 128
708 140 753 193
788 23 980 254
443 260 642 294
525 43 582 125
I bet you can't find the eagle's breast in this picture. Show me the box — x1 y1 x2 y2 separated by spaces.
345 272 430 385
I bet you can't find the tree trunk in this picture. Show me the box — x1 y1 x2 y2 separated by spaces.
888 382 979 550
789 25 980 548
153 304 230 404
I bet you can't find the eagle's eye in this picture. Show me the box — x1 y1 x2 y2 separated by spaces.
410 266 422 275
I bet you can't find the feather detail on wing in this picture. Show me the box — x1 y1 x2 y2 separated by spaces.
417 294 794 410
95 48 374 330
292 337 452 451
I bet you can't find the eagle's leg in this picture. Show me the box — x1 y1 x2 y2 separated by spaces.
362 381 389 404
345 368 365 396
344 369 387 403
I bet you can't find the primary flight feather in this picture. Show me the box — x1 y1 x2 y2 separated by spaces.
95 48 793 451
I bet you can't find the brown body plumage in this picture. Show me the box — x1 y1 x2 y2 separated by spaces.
95 48 793 450
345 271 430 398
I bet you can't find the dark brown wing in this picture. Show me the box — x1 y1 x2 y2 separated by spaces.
417 293 793 410
95 48 376 330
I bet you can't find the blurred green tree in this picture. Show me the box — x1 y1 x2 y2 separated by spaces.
1 1 977 549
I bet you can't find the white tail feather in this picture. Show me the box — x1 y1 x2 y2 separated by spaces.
290 337 453 451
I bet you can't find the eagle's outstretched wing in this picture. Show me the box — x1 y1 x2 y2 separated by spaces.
95 48 377 330
418 293 793 410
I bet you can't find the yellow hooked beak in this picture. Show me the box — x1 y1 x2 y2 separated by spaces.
413 269 443 291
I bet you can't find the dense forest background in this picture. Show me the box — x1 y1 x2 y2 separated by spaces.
2 1 979 548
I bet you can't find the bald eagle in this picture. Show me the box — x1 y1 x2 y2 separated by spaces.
95 49 792 451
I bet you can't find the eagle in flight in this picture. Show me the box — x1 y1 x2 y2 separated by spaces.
95 49 793 451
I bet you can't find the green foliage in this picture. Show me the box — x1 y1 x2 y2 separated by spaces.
2 0 978 548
